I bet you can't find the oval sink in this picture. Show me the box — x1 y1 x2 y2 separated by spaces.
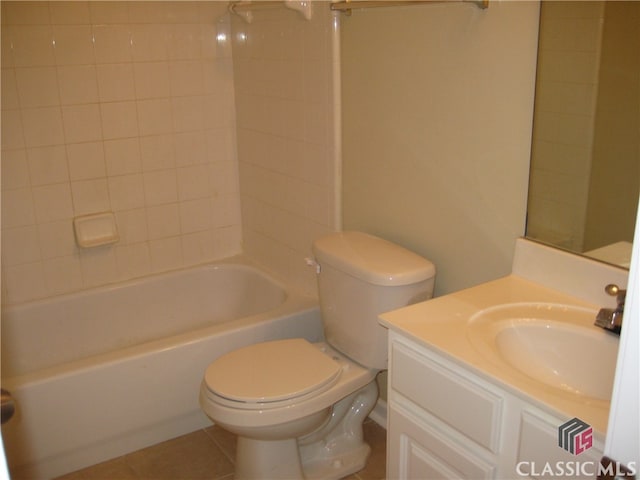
468 303 619 401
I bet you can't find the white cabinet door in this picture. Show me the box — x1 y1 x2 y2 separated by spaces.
388 405 496 480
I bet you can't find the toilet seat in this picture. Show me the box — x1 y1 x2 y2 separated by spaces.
203 339 342 409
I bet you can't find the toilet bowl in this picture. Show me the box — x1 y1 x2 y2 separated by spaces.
199 232 436 480
199 339 377 479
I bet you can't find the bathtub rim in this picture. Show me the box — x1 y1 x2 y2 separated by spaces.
2 254 318 386
1 254 309 310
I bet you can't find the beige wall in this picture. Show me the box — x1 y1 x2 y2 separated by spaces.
1 2 241 305
230 2 339 295
341 1 540 296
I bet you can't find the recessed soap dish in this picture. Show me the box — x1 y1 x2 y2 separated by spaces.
73 212 119 248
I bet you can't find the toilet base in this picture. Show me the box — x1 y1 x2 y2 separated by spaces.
233 436 370 480
299 380 379 480
235 437 304 480
232 381 379 480
302 442 371 480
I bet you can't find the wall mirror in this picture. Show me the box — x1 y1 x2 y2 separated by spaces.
526 1 639 268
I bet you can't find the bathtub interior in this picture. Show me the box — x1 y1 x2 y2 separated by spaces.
1 259 324 479
2 262 289 377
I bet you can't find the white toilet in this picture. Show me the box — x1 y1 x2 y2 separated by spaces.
199 231 436 480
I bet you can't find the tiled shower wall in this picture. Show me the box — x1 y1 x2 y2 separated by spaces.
1 1 339 304
1 2 242 304
230 2 339 295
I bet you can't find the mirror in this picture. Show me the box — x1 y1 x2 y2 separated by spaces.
526 1 639 268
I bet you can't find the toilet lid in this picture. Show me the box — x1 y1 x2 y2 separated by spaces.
204 339 342 404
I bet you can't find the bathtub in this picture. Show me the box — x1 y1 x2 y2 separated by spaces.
1 257 323 479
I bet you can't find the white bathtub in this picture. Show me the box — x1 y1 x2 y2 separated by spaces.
1 257 322 479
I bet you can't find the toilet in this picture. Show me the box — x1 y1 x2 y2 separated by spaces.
199 231 436 479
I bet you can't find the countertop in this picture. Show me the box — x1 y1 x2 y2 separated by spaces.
379 274 613 434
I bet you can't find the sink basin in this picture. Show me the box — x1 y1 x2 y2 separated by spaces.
468 303 619 401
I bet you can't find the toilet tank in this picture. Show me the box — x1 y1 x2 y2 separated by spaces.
312 232 436 370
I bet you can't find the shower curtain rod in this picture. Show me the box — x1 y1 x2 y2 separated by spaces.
330 0 489 13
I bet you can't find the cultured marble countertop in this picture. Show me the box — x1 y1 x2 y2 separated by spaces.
379 274 612 435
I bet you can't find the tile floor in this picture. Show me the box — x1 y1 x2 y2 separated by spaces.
54 419 387 480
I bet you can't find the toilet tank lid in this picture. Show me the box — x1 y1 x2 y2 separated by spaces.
312 231 435 286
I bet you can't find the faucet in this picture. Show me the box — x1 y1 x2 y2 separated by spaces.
595 284 625 335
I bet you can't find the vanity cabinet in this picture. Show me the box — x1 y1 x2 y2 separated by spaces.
387 332 604 480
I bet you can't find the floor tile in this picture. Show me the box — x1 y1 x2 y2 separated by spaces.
54 419 386 480
124 430 234 480
54 456 138 480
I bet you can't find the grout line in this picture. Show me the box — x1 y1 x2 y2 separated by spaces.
202 426 236 465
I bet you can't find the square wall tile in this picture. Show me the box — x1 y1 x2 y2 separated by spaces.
108 174 146 211
70 178 110 215
177 164 210 200
2 187 36 228
62 104 103 144
143 169 178 205
2 149 31 189
32 183 73 223
4 262 47 304
96 63 136 102
10 25 56 67
131 25 169 62
93 25 133 64
149 236 183 273
89 3 130 25
27 145 69 185
171 96 205 133
22 106 65 147
2 225 41 266
104 138 141 176
2 68 20 110
180 198 213 233
79 247 118 288
15 66 60 108
43 255 84 296
115 208 148 244
182 229 216 266
2 2 51 26
174 131 207 166
115 242 151 281
66 141 106 180
100 101 138 140
49 2 92 25
140 135 175 172
167 24 202 60
136 99 173 136
169 60 204 97
147 203 181 239
38 220 77 259
2 109 26 149
53 25 95 66
57 65 100 105
133 62 170 99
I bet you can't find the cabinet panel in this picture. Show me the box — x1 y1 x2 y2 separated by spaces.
389 405 496 480
391 340 503 452
516 409 603 480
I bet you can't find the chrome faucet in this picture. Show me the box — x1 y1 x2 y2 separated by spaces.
594 284 625 335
